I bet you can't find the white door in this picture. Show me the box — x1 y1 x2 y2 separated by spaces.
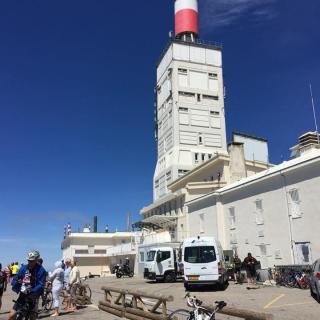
295 243 312 265
156 250 172 275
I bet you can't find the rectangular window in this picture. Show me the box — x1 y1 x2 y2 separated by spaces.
158 251 171 261
179 107 189 112
230 232 237 244
195 153 199 163
229 207 236 229
201 153 206 161
210 111 220 115
203 94 218 101
179 91 195 97
75 250 89 254
94 249 107 254
260 245 267 256
255 199 264 225
208 73 218 79
289 189 302 218
178 68 188 74
140 251 145 263
200 213 205 234
184 246 216 264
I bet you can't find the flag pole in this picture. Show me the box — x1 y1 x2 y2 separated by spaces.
310 84 320 144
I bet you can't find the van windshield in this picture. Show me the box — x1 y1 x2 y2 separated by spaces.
146 250 156 262
184 246 216 263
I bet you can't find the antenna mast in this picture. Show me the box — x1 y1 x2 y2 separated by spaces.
309 84 320 145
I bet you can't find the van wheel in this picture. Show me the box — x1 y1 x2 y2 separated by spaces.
219 279 228 291
164 272 176 283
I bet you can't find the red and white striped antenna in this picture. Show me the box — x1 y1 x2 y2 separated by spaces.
174 0 199 42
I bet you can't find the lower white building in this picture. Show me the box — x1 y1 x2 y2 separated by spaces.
61 231 141 276
186 146 320 268
138 132 320 269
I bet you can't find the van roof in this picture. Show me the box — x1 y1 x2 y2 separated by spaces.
183 237 217 246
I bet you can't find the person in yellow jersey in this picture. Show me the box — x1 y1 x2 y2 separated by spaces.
11 263 20 278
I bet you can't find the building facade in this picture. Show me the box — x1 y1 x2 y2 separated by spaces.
186 147 320 268
153 39 227 201
61 232 140 276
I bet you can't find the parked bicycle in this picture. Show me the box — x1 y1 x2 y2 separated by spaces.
39 281 53 312
75 280 92 299
275 268 310 289
168 293 226 320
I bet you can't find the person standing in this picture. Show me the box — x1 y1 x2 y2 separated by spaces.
0 263 7 312
11 262 18 279
233 255 242 284
68 260 80 312
49 261 64 317
63 259 72 309
243 253 258 289
7 250 46 320
3 265 11 291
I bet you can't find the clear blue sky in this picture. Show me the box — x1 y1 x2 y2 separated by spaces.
0 0 319 269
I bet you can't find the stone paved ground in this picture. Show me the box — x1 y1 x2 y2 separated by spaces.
1 277 319 320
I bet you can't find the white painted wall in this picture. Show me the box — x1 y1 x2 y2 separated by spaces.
186 152 320 268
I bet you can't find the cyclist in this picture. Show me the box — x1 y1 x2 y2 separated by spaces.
7 250 46 320
233 255 242 284
0 263 7 312
11 262 19 278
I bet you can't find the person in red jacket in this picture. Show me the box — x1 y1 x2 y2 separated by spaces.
243 253 258 289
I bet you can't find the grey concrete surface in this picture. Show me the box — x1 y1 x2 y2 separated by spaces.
1 277 319 320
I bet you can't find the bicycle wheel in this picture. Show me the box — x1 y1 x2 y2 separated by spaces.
168 309 192 320
44 291 53 311
76 284 92 299
84 284 92 299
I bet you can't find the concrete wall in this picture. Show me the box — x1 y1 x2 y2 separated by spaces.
187 196 218 238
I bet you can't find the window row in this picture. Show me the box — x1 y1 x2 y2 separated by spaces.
228 188 302 229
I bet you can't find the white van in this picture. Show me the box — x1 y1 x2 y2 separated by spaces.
182 236 228 290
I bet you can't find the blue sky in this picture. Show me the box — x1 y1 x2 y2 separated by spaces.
0 0 319 269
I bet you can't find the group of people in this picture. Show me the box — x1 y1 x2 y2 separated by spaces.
0 250 81 319
233 253 258 289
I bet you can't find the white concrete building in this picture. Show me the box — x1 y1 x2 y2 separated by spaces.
141 141 270 243
186 145 320 268
153 39 227 201
61 231 140 276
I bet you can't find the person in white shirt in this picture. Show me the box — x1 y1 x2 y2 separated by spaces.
68 260 80 312
49 261 64 317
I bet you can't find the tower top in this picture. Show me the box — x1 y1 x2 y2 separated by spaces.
174 0 199 42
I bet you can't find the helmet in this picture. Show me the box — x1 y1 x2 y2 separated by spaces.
27 250 40 261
